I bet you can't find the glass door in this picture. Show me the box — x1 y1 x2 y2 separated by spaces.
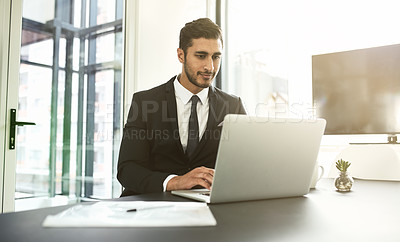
5 0 124 212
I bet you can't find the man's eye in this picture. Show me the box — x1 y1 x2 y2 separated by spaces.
197 55 206 59
213 56 221 60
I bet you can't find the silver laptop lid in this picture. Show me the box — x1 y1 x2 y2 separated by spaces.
209 115 326 203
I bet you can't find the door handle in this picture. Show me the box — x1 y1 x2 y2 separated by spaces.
9 109 36 150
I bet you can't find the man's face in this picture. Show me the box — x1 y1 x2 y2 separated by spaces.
178 38 222 92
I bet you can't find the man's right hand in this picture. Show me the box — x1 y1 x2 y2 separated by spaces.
166 166 214 191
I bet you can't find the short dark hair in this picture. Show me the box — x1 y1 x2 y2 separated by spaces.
179 18 223 54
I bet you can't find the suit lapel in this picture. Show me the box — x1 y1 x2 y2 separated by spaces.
206 86 219 129
165 77 185 154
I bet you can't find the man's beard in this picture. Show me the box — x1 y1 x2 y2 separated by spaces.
184 61 216 89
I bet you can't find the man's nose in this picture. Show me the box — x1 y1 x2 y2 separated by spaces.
203 57 214 72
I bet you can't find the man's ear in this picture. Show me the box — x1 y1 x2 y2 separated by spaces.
177 48 185 64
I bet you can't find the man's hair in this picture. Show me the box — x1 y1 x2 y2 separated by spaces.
179 18 223 55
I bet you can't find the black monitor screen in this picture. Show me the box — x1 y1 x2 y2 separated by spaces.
312 44 400 135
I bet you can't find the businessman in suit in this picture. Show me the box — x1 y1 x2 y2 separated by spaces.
117 18 246 196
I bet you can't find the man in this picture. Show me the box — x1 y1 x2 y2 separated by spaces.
117 18 246 196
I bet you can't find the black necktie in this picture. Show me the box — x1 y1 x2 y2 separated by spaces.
186 95 200 157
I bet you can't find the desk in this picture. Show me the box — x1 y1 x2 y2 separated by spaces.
1 179 400 242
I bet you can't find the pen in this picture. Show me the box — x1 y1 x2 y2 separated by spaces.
126 205 174 212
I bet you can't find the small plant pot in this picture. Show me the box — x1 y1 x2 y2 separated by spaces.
334 171 354 192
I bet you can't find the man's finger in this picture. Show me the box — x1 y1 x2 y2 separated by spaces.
196 178 212 190
199 172 213 184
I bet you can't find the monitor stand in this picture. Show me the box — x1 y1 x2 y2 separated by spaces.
388 134 399 144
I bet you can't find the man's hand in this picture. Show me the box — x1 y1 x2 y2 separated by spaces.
166 166 214 191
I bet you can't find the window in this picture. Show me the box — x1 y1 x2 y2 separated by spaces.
223 0 400 121
16 0 123 206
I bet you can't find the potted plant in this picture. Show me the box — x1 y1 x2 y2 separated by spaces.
334 159 354 192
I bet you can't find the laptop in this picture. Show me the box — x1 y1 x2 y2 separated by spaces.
172 114 326 203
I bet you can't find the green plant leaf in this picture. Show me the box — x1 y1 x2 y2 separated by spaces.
336 159 351 172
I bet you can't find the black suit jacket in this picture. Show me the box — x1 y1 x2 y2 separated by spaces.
117 76 246 196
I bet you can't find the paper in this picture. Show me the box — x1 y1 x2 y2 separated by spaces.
42 201 217 227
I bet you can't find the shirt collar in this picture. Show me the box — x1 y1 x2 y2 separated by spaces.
174 75 209 104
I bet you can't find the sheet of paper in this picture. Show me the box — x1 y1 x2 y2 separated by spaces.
42 201 217 227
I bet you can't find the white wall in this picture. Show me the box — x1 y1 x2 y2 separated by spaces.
124 0 214 119
133 0 210 92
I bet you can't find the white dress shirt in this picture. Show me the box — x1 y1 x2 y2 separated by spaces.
162 75 210 191
174 76 209 149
